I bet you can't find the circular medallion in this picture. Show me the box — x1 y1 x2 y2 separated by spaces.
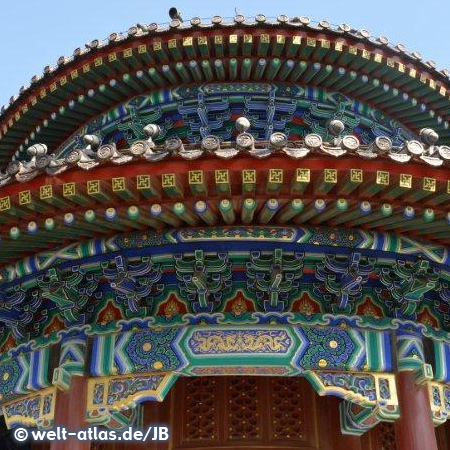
236 133 254 149
64 213 75 225
190 17 202 26
439 145 450 160
300 16 311 25
6 161 20 175
36 155 50 169
269 132 288 148
318 359 328 368
126 330 181 371
169 19 181 29
165 137 182 153
374 136 392 152
202 135 220 152
142 342 152 352
304 133 323 149
342 135 360 151
130 141 148 156
360 29 370 38
66 149 81 164
406 140 424 155
97 144 114 160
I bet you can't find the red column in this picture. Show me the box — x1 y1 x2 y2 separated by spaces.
394 371 438 450
50 376 90 450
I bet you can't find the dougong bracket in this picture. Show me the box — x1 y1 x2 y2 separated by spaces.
175 250 232 312
2 387 56 430
38 266 98 325
315 252 374 314
246 248 304 311
101 255 163 316
380 260 438 318
86 372 178 429
305 370 399 435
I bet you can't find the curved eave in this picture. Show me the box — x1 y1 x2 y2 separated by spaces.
1 19 450 165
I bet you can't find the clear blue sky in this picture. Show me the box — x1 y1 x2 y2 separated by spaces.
0 0 449 108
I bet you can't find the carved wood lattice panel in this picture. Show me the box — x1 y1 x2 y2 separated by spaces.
171 376 317 449
378 422 397 450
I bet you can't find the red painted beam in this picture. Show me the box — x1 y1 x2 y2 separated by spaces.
2 155 450 198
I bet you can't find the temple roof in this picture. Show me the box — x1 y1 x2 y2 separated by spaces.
1 15 450 166
2 15 450 398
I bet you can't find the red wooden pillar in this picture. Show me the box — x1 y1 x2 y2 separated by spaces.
50 376 90 450
394 371 438 450
326 396 363 450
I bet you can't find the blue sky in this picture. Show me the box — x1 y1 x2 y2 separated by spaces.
0 0 449 108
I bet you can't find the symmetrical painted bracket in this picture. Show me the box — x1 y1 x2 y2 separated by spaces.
305 371 399 435
427 381 450 425
1 387 56 429
340 399 400 436
86 372 177 429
